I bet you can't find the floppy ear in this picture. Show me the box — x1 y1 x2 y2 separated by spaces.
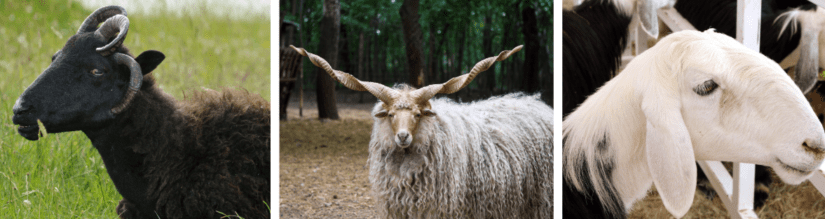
795 28 819 94
636 0 662 39
642 87 697 218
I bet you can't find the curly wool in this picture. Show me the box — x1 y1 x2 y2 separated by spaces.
368 93 553 218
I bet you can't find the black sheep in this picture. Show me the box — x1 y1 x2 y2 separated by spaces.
10 6 270 219
562 0 632 116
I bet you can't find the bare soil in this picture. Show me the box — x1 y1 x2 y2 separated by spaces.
279 91 378 218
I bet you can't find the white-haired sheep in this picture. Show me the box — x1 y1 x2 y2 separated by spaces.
292 45 553 218
672 0 825 208
675 0 823 96
563 30 825 218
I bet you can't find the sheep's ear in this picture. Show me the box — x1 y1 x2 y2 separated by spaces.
794 28 819 94
636 0 661 39
642 89 696 218
422 109 436 117
374 110 388 118
135 50 165 75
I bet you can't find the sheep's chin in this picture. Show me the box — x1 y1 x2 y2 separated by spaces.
771 159 818 185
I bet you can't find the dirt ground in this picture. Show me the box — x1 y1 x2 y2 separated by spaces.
279 91 379 218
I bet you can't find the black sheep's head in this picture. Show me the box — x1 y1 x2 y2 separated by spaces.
11 6 165 141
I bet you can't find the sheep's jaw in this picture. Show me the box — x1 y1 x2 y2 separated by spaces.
15 124 41 141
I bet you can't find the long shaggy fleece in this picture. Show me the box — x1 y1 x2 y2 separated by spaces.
99 73 270 219
368 93 553 218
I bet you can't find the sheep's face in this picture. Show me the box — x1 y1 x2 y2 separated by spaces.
11 33 164 141
374 96 436 148
670 34 825 184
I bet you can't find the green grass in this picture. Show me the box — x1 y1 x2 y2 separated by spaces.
0 1 269 218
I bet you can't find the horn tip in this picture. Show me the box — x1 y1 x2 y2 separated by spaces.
289 45 308 56
513 45 524 52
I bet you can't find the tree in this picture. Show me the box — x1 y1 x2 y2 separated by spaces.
522 5 540 93
315 0 341 119
400 0 425 88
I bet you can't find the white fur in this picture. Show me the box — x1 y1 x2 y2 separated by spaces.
564 30 825 218
369 93 553 218
774 7 825 93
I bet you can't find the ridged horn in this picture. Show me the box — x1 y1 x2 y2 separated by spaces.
77 5 127 34
413 45 523 102
94 14 129 56
290 45 399 104
110 53 142 115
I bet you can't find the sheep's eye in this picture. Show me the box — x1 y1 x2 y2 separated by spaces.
415 113 421 118
694 79 718 96
91 69 103 77
388 114 394 118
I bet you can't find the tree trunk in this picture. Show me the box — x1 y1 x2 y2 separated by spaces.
456 25 466 77
432 23 449 83
426 25 435 83
315 0 341 119
340 19 352 73
482 15 495 94
357 32 365 82
522 6 539 93
400 0 425 88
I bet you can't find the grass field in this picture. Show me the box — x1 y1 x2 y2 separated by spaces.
0 1 269 218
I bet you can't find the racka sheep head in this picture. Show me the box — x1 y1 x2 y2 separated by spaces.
291 45 523 147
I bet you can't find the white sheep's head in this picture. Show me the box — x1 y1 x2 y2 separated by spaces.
619 30 825 217
291 45 522 148
775 6 825 94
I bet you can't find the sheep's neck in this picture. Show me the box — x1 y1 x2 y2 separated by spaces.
85 127 150 204
82 85 180 212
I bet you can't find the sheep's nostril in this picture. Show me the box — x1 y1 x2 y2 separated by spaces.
397 132 409 141
802 140 825 160
12 102 32 115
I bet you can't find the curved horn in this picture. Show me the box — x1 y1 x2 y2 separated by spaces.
110 53 143 115
290 45 399 104
413 45 523 101
77 5 127 34
95 14 130 56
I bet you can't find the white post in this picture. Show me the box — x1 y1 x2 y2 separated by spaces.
733 0 760 218
635 20 650 55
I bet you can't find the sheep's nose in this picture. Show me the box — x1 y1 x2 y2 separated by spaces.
12 99 31 115
803 138 825 159
397 132 410 142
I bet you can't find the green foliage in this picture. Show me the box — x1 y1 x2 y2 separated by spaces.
281 0 552 95
0 1 269 218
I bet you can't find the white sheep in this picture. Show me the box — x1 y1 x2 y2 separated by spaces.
292 45 553 218
563 29 825 218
